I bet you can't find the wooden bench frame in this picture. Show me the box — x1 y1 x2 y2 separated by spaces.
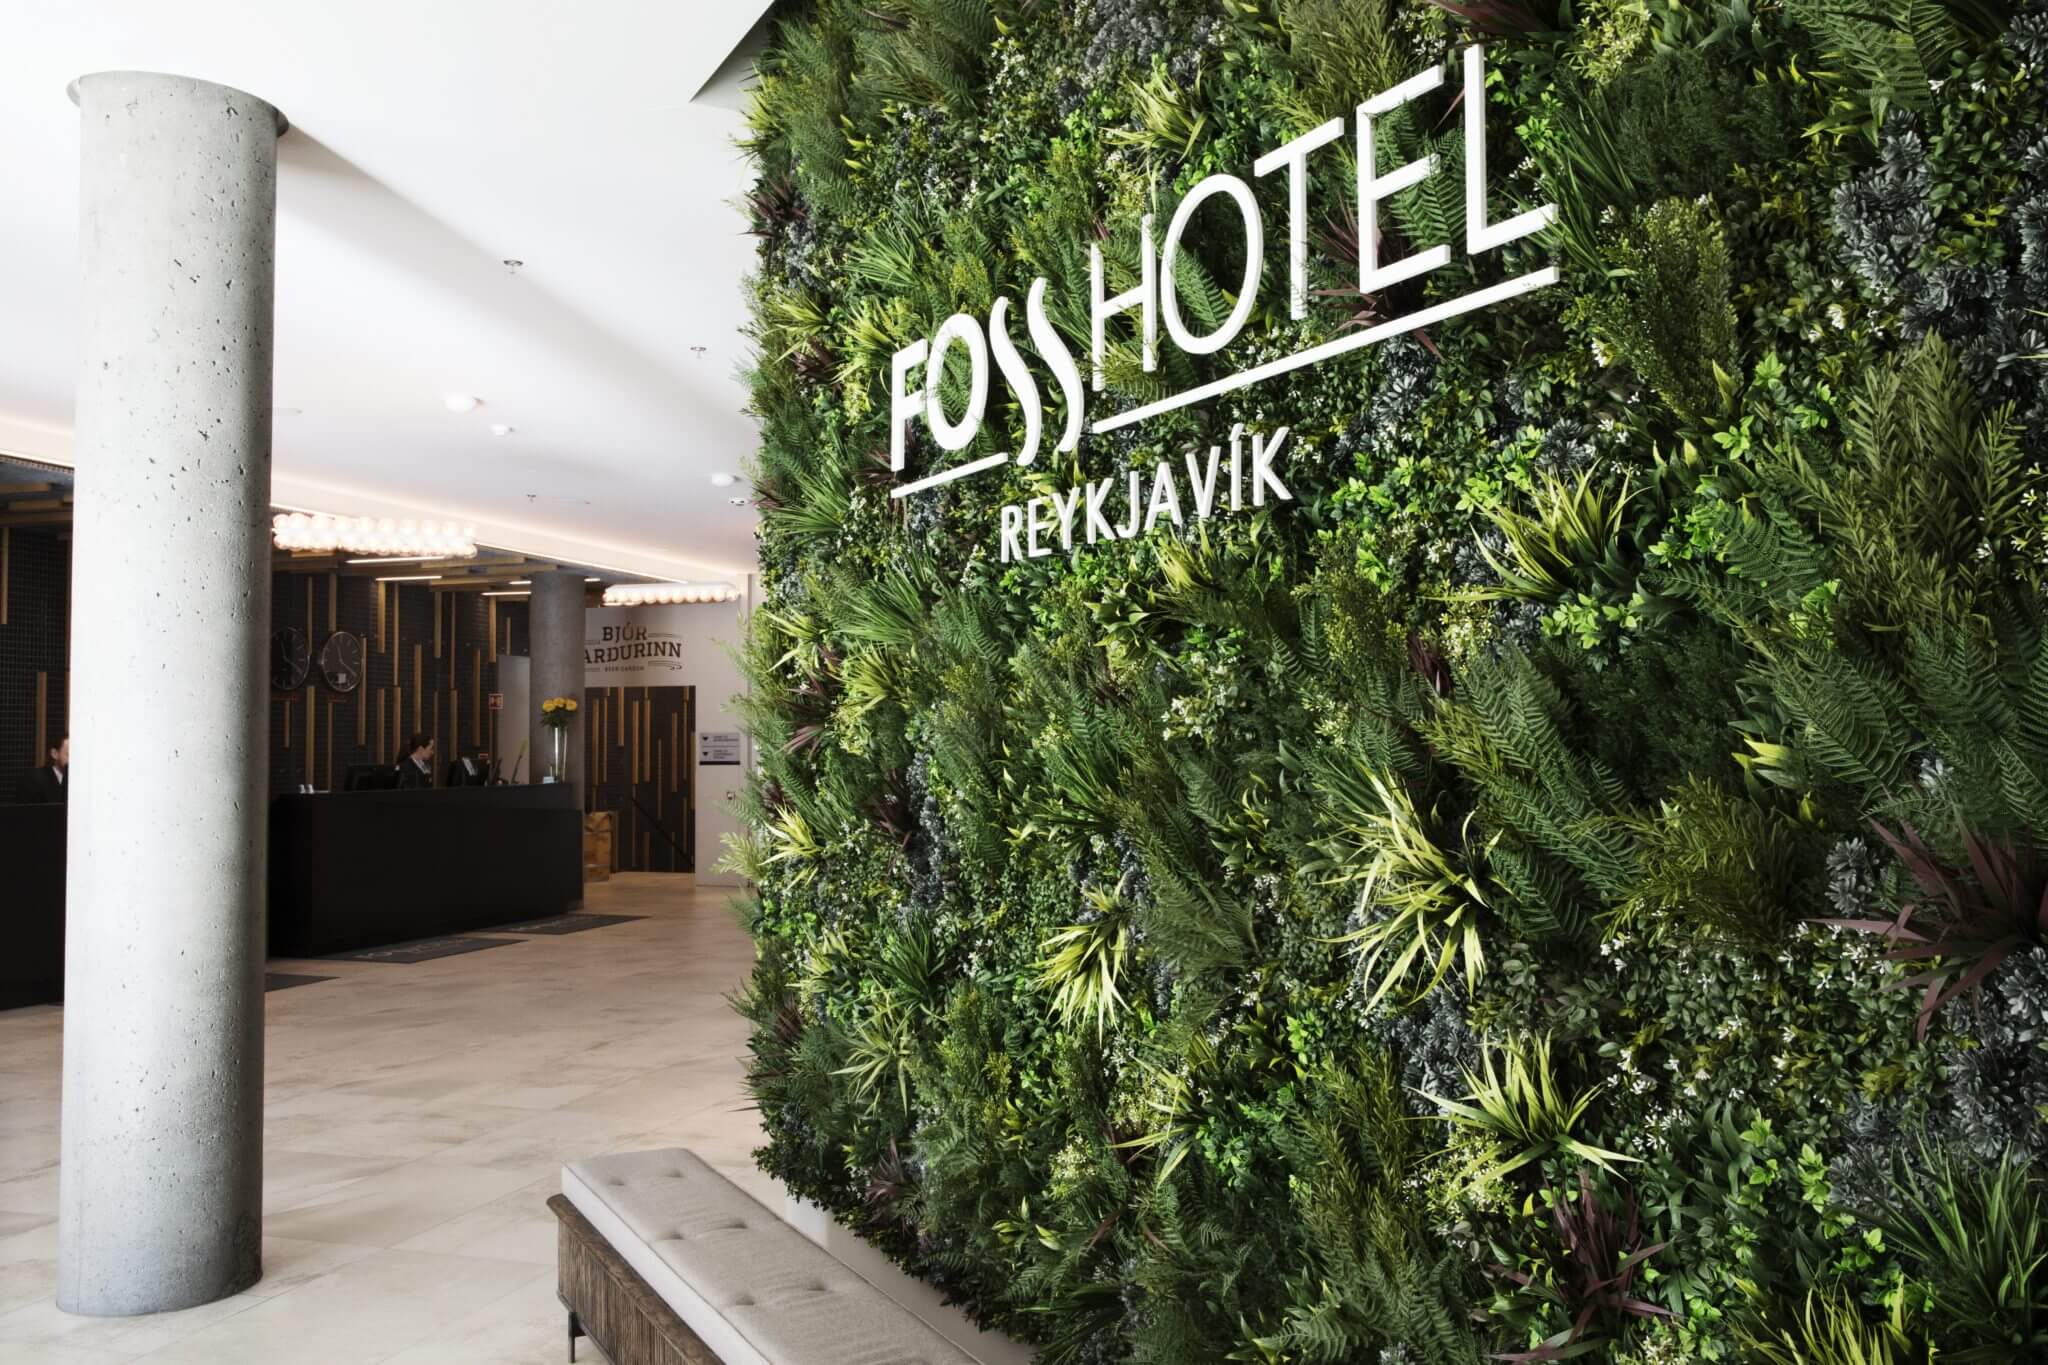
550 1193 722 1365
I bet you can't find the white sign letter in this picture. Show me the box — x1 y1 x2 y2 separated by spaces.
999 503 1024 563
1160 174 1264 357
1026 496 1052 558
1251 427 1294 506
988 296 1042 466
1027 277 1086 453
890 339 928 472
1358 64 1450 296
1464 45 1556 254
1090 213 1156 391
1253 118 1344 319
925 313 990 453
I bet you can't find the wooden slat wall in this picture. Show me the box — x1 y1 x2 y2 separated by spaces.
257 573 522 791
582 683 694 873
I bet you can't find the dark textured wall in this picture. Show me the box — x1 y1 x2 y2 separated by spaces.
581 683 694 872
0 529 70 790
265 573 528 796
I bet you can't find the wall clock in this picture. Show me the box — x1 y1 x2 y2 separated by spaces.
319 631 364 694
270 626 311 692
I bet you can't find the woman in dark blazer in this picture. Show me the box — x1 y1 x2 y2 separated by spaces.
394 733 436 789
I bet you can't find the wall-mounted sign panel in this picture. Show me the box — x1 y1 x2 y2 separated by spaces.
698 731 744 765
585 605 696 687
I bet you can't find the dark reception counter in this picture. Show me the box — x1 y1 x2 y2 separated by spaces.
2 786 584 1008
1 804 65 1009
268 784 583 956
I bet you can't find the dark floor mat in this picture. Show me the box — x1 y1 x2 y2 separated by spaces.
263 972 336 992
323 936 522 964
493 913 646 935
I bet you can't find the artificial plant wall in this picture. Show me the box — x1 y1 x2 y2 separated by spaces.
734 1 2048 1360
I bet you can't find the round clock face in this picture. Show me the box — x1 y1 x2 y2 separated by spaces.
319 631 364 694
271 626 311 692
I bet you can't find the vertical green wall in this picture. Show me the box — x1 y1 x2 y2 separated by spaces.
735 2 2048 1359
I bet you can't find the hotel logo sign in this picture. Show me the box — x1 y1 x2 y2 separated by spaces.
883 45 1557 561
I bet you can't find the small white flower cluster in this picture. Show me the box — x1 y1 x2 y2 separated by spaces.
1598 932 1632 971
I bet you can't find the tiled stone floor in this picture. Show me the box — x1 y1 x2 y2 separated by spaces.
0 875 1018 1364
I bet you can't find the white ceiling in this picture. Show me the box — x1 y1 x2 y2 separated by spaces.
0 1 772 580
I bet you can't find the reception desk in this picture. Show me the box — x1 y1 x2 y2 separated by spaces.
268 785 584 957
0 804 65 1008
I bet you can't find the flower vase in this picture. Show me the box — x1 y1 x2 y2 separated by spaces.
546 727 566 784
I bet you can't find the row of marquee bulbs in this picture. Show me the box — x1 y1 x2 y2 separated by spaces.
601 582 739 606
273 513 478 559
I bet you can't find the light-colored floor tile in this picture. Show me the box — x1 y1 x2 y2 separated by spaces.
392 1176 560 1266
418 1106 669 1174
1 1343 139 1365
0 1211 50 1240
0 1280 257 1357
129 1249 538 1364
263 1158 535 1249
0 1166 59 1217
375 1265 562 1365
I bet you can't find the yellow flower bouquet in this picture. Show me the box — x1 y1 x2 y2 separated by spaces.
538 695 578 784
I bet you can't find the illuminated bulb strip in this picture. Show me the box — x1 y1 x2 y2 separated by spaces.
602 582 739 607
273 512 478 559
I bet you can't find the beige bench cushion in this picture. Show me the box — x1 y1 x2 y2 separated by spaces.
561 1148 979 1365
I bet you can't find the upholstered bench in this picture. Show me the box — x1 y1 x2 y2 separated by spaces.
551 1148 980 1365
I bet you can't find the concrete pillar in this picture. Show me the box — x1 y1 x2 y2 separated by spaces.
58 71 286 1317
529 571 587 797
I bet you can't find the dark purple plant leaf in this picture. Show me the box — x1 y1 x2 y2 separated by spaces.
1814 820 2048 1037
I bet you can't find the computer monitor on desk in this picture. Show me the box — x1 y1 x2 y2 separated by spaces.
445 754 491 787
343 763 398 792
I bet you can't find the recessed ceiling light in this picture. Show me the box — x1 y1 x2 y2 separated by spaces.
490 424 515 437
728 496 750 507
508 579 531 586
375 574 443 583
585 577 602 583
709 472 737 488
444 394 481 414
482 590 530 598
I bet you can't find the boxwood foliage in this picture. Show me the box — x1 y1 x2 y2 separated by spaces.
733 1 2048 1359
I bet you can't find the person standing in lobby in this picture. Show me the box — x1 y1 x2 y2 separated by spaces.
394 733 436 789
14 734 68 804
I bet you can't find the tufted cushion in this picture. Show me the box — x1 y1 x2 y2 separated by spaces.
562 1148 979 1365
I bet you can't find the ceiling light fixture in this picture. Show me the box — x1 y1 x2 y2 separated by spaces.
489 424 515 437
709 472 737 488
444 394 481 414
344 555 441 565
273 513 478 559
482 590 530 597
728 496 750 507
508 579 531 586
602 582 740 607
585 577 602 583
375 574 443 583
